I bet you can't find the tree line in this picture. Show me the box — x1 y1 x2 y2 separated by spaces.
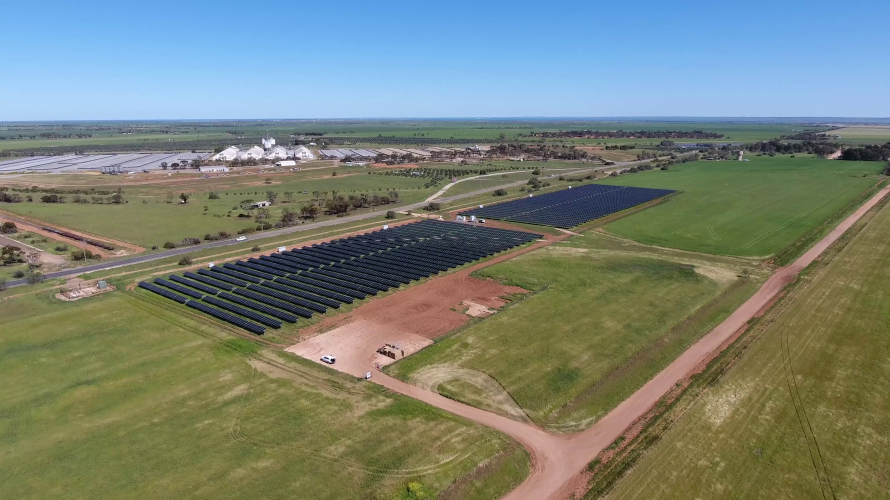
840 143 890 161
529 130 724 139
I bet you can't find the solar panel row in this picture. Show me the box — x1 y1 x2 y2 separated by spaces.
138 220 541 333
458 183 676 228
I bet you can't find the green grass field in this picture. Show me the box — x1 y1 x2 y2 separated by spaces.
598 156 881 257
829 125 890 144
0 291 528 500
0 172 436 247
387 233 761 432
599 190 890 500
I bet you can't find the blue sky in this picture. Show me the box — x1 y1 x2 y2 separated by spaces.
1 0 888 120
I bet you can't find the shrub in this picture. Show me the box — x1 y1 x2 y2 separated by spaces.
251 245 261 252
25 269 44 284
54 244 69 252
531 169 541 175
208 192 220 199
423 202 441 212
385 210 396 219
493 188 508 196
70 249 101 261
180 237 201 246
12 270 25 279
163 242 177 249
237 227 256 235
178 256 193 266
0 222 17 234
0 278 6 290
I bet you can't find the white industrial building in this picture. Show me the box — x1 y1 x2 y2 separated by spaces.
211 146 239 161
210 141 315 162
236 146 264 160
199 165 229 173
263 145 289 160
290 146 315 160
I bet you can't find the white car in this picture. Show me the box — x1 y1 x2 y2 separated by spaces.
478 219 486 223
320 355 336 364
236 236 247 242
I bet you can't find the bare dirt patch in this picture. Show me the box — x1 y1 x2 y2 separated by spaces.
460 300 497 317
286 319 434 375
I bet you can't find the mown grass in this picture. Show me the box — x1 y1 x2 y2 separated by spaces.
598 155 881 257
0 291 528 500
600 183 890 500
388 233 752 431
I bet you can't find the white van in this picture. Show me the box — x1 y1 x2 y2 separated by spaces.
320 355 336 364
236 236 247 242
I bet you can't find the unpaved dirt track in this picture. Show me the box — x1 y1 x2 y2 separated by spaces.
299 184 890 500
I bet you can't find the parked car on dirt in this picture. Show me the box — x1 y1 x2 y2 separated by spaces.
320 355 336 364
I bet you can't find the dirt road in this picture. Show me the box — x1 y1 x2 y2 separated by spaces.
294 184 890 499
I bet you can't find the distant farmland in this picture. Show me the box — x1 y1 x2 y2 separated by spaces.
598 186 890 500
599 156 882 257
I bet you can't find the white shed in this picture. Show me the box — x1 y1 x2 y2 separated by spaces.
236 146 264 160
291 146 315 160
211 146 239 161
263 146 289 160
199 165 229 173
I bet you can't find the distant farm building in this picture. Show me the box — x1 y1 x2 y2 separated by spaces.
211 146 239 161
199 165 229 173
251 201 272 208
210 142 315 162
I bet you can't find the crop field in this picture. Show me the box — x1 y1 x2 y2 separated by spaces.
598 156 882 257
829 125 890 144
0 291 528 500
0 120 810 155
387 232 763 432
0 172 437 248
599 192 890 500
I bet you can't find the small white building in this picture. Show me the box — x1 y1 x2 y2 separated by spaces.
275 160 297 167
211 146 239 161
199 165 229 173
251 200 272 208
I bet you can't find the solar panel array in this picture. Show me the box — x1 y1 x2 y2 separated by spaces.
138 220 541 334
459 183 675 228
